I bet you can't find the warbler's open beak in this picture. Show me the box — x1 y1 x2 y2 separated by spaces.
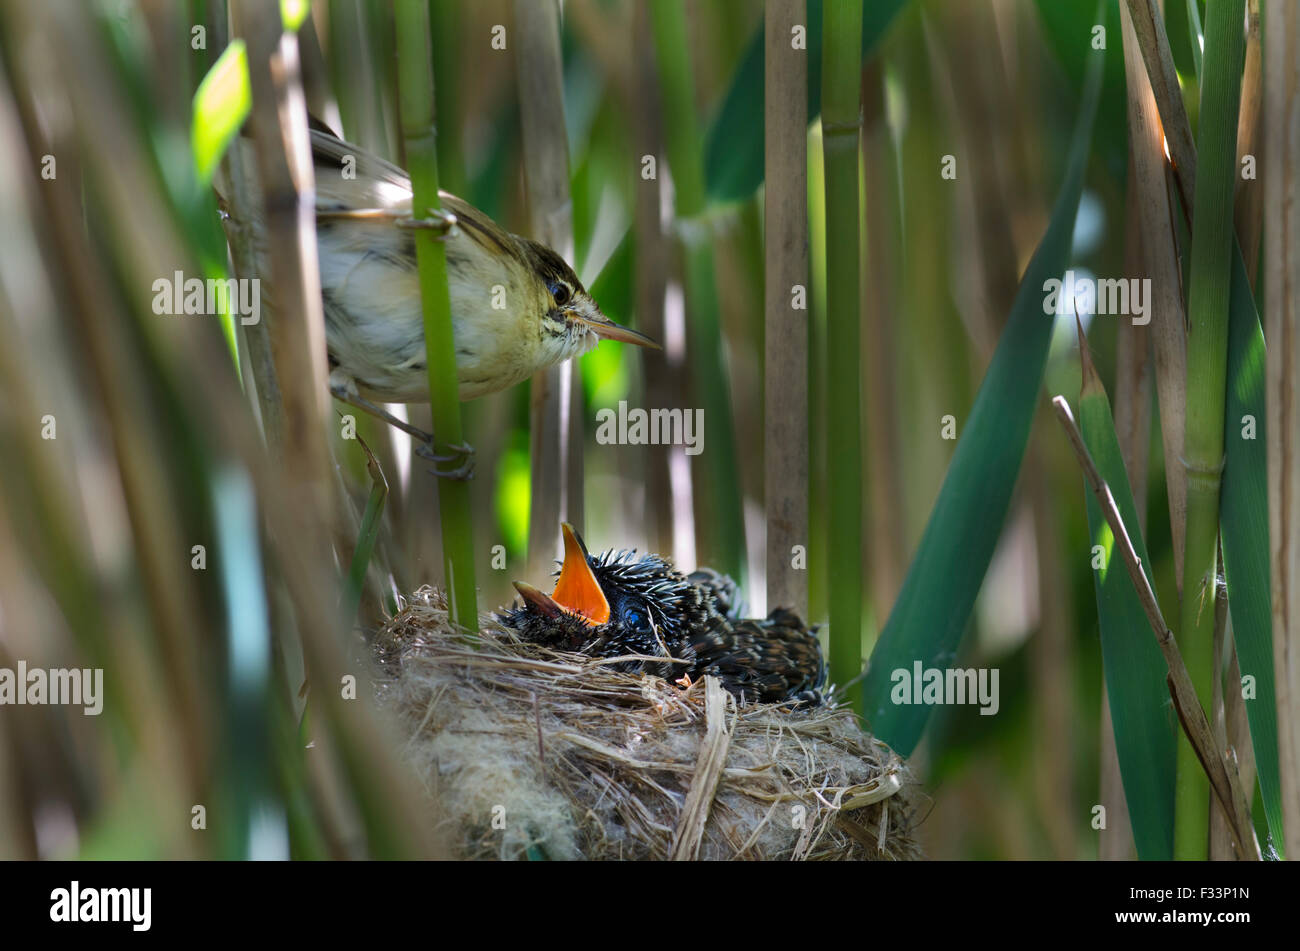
573 312 661 349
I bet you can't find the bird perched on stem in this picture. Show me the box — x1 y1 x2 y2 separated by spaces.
500 524 826 705
218 118 658 477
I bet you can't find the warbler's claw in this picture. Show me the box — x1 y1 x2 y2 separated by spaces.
418 440 474 462
428 461 475 481
416 441 476 481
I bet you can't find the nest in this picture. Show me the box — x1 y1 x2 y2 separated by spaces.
374 587 922 860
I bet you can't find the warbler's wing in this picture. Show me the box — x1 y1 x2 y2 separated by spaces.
308 123 413 214
214 117 512 250
308 123 521 255
212 124 410 219
436 192 521 258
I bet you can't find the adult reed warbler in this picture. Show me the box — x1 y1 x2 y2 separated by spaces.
218 118 658 477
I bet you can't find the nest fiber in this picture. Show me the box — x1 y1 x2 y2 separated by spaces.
375 587 921 860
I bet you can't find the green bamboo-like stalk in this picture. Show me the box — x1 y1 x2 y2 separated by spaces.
402 0 466 584
1174 0 1245 861
807 122 828 627
393 0 478 631
820 0 863 706
1119 17 1279 849
648 0 745 585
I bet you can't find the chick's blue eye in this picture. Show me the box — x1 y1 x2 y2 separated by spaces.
622 604 646 628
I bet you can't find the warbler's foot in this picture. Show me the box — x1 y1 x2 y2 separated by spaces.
329 373 473 478
416 440 475 480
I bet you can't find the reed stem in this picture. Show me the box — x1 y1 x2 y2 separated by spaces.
764 0 809 619
1264 0 1300 861
821 0 864 706
393 0 478 631
1174 0 1245 860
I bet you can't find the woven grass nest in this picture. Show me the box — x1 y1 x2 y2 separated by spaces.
374 586 922 861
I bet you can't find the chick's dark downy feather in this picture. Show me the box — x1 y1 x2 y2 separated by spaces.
689 607 827 706
500 547 826 705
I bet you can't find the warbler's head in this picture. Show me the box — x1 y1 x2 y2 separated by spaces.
514 238 657 361
499 523 709 669
441 208 659 398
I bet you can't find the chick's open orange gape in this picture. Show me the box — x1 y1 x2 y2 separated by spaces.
549 523 611 625
501 525 826 705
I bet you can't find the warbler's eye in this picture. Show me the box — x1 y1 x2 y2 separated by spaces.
549 282 572 307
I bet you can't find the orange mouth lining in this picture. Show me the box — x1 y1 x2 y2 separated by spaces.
550 523 610 625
